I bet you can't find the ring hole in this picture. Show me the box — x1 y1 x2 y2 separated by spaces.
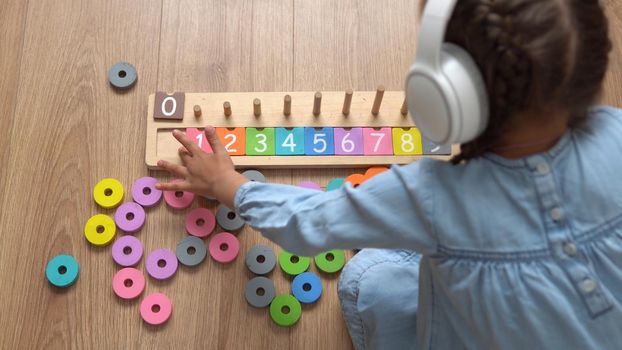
175 191 184 198
187 246 196 255
58 265 67 275
196 218 205 227
326 253 334 262
290 256 299 264
124 279 133 288
227 212 236 220
126 212 135 221
143 187 152 195
220 243 229 251
151 304 160 313
281 306 290 314
256 255 265 263
303 283 312 292
256 287 265 296
118 70 127 78
96 225 105 234
123 246 132 255
157 259 167 268
104 188 113 196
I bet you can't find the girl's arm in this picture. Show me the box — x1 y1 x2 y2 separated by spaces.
157 128 438 256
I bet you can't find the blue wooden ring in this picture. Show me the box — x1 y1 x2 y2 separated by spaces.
291 272 322 304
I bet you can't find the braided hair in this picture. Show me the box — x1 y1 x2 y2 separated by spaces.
445 0 611 164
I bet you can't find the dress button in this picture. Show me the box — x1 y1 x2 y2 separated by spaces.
580 279 597 294
536 162 550 175
550 207 564 222
563 242 577 256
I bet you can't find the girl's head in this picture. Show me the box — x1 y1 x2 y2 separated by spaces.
423 0 611 163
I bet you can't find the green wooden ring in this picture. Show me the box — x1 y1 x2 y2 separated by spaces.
314 250 346 273
326 178 345 191
269 294 302 327
278 251 310 276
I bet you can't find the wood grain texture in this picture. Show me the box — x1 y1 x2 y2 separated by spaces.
1 0 621 349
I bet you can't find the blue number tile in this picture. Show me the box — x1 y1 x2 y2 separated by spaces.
304 127 335 156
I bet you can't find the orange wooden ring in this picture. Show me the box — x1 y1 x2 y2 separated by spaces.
345 173 365 188
363 166 389 182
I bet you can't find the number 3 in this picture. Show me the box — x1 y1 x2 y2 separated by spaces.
254 134 267 153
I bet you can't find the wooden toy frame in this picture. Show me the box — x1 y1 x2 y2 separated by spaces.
146 91 454 169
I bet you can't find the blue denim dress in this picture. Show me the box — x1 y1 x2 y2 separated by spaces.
235 106 622 349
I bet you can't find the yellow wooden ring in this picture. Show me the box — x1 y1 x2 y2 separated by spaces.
93 178 124 209
84 214 116 247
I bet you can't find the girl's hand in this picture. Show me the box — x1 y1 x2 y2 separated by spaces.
155 127 249 208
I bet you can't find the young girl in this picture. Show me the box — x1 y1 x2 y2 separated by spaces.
157 0 620 348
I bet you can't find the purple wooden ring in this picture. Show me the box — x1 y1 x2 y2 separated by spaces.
111 235 143 267
131 177 162 207
146 249 178 280
298 181 322 191
114 202 146 233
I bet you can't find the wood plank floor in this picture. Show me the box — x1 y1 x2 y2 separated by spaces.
0 1 621 349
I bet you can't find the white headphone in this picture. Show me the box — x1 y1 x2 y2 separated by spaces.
405 0 489 145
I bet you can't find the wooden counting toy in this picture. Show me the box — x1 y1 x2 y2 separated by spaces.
146 90 454 168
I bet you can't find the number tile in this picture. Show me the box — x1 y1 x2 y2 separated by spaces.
362 128 393 155
154 91 184 120
246 128 275 156
216 128 246 156
304 128 334 156
392 128 423 155
275 128 305 155
186 128 213 154
333 128 363 155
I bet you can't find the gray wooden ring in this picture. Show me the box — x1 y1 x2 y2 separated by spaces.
245 277 276 308
108 61 137 90
216 205 245 231
176 236 207 267
245 244 276 275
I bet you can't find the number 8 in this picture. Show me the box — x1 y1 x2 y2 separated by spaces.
401 133 415 153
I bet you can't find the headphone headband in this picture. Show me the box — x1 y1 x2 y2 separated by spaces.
416 0 458 68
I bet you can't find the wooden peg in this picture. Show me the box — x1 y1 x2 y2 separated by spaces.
313 91 322 116
283 95 291 116
401 98 408 116
253 98 261 117
193 105 202 118
342 89 353 116
223 101 232 117
371 85 385 116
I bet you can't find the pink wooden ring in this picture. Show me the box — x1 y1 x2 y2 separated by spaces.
185 208 216 238
112 268 145 300
140 292 172 326
114 202 146 233
163 180 195 209
208 232 240 264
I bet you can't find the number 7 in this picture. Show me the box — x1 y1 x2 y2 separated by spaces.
370 132 385 152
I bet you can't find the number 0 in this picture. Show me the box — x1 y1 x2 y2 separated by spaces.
161 96 177 117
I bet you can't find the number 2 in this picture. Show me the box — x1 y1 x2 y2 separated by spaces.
224 134 238 153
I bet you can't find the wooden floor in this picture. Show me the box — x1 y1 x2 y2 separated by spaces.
0 1 621 349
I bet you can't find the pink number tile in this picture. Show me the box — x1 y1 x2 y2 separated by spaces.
334 128 363 155
363 128 393 155
185 128 213 154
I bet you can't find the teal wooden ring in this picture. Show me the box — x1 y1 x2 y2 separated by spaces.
46 255 79 288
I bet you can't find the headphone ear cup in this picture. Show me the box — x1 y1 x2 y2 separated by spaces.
440 43 489 144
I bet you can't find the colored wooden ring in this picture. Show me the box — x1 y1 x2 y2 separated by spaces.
140 293 172 326
326 178 345 191
163 180 195 209
131 177 162 207
84 214 117 247
291 272 323 304
45 255 79 288
245 276 276 308
111 235 143 267
363 166 389 181
93 178 124 209
298 181 322 191
245 244 276 275
216 205 245 231
242 169 266 183
314 250 346 273
146 249 178 280
176 236 207 267
114 202 146 233
108 61 137 90
345 173 365 188
112 267 145 300
278 251 310 276
185 208 216 238
269 294 302 327
208 232 240 263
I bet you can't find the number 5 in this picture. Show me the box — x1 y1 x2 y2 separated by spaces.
313 133 327 153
